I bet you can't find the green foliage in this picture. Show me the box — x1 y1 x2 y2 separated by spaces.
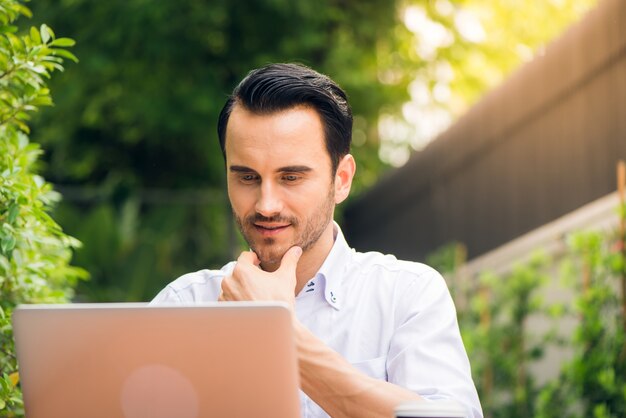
426 241 467 275
22 0 407 301
426 241 467 301
535 230 626 418
15 0 599 301
377 0 598 165
430 219 626 417
54 193 232 301
447 0 598 113
0 0 84 414
462 254 553 418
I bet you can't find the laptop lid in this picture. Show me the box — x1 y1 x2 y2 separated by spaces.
13 302 301 418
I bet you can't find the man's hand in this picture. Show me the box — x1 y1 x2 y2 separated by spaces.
219 246 303 310
222 246 425 418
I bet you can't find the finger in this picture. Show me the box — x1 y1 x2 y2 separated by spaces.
237 251 259 266
219 280 230 301
250 251 261 267
277 246 302 274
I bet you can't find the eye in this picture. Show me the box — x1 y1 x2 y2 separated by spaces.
282 174 300 183
240 174 259 183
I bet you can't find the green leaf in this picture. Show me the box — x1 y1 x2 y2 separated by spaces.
49 38 75 47
0 25 17 34
16 4 32 19
1 234 16 253
52 48 78 63
29 26 41 44
7 202 19 224
31 96 53 107
5 32 21 50
40 24 53 44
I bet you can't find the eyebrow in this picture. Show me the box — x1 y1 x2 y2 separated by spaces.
229 165 256 173
229 165 312 174
277 165 312 173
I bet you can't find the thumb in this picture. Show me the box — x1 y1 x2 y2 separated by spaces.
237 251 260 267
278 246 302 274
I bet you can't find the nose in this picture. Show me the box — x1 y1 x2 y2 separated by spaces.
255 181 283 217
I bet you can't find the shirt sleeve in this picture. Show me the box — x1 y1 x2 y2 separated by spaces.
387 268 483 418
151 285 185 304
149 267 231 304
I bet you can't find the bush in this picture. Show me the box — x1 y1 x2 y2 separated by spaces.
429 206 626 417
0 1 85 414
535 230 626 418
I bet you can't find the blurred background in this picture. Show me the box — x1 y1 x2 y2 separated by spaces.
8 1 626 416
23 0 601 302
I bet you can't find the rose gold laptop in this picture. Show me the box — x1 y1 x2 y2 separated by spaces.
13 302 301 418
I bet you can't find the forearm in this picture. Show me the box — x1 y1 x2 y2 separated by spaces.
294 320 422 418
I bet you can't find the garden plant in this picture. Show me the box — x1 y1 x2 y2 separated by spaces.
430 196 626 418
0 0 84 415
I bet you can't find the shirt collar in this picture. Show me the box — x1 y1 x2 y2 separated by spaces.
315 222 352 310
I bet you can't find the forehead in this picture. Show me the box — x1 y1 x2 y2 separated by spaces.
224 104 330 170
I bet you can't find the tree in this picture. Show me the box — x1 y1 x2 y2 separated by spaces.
377 0 598 165
22 0 598 302
0 0 84 414
23 0 408 301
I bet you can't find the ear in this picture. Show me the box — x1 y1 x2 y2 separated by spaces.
334 154 356 205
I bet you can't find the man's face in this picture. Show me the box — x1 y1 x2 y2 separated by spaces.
225 105 338 271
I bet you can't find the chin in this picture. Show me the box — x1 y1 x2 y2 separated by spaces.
256 247 288 267
258 250 283 264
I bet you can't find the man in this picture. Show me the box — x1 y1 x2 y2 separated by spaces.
153 63 482 418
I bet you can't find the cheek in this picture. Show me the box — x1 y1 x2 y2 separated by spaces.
284 184 319 207
292 185 333 212
227 184 252 215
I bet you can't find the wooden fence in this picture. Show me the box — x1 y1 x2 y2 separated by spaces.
344 0 626 262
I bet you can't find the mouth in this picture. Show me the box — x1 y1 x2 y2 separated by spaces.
253 223 291 237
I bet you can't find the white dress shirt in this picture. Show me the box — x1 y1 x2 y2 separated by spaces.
153 224 483 418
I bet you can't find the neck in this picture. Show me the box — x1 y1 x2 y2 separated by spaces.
294 222 335 295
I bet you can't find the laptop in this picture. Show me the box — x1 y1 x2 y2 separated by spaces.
13 302 301 418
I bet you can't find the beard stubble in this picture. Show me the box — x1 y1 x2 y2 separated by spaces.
233 186 335 270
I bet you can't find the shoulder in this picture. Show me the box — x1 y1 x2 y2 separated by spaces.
151 261 236 303
357 251 458 320
349 250 452 310
352 250 445 288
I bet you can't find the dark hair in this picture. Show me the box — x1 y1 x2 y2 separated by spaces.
217 63 352 174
